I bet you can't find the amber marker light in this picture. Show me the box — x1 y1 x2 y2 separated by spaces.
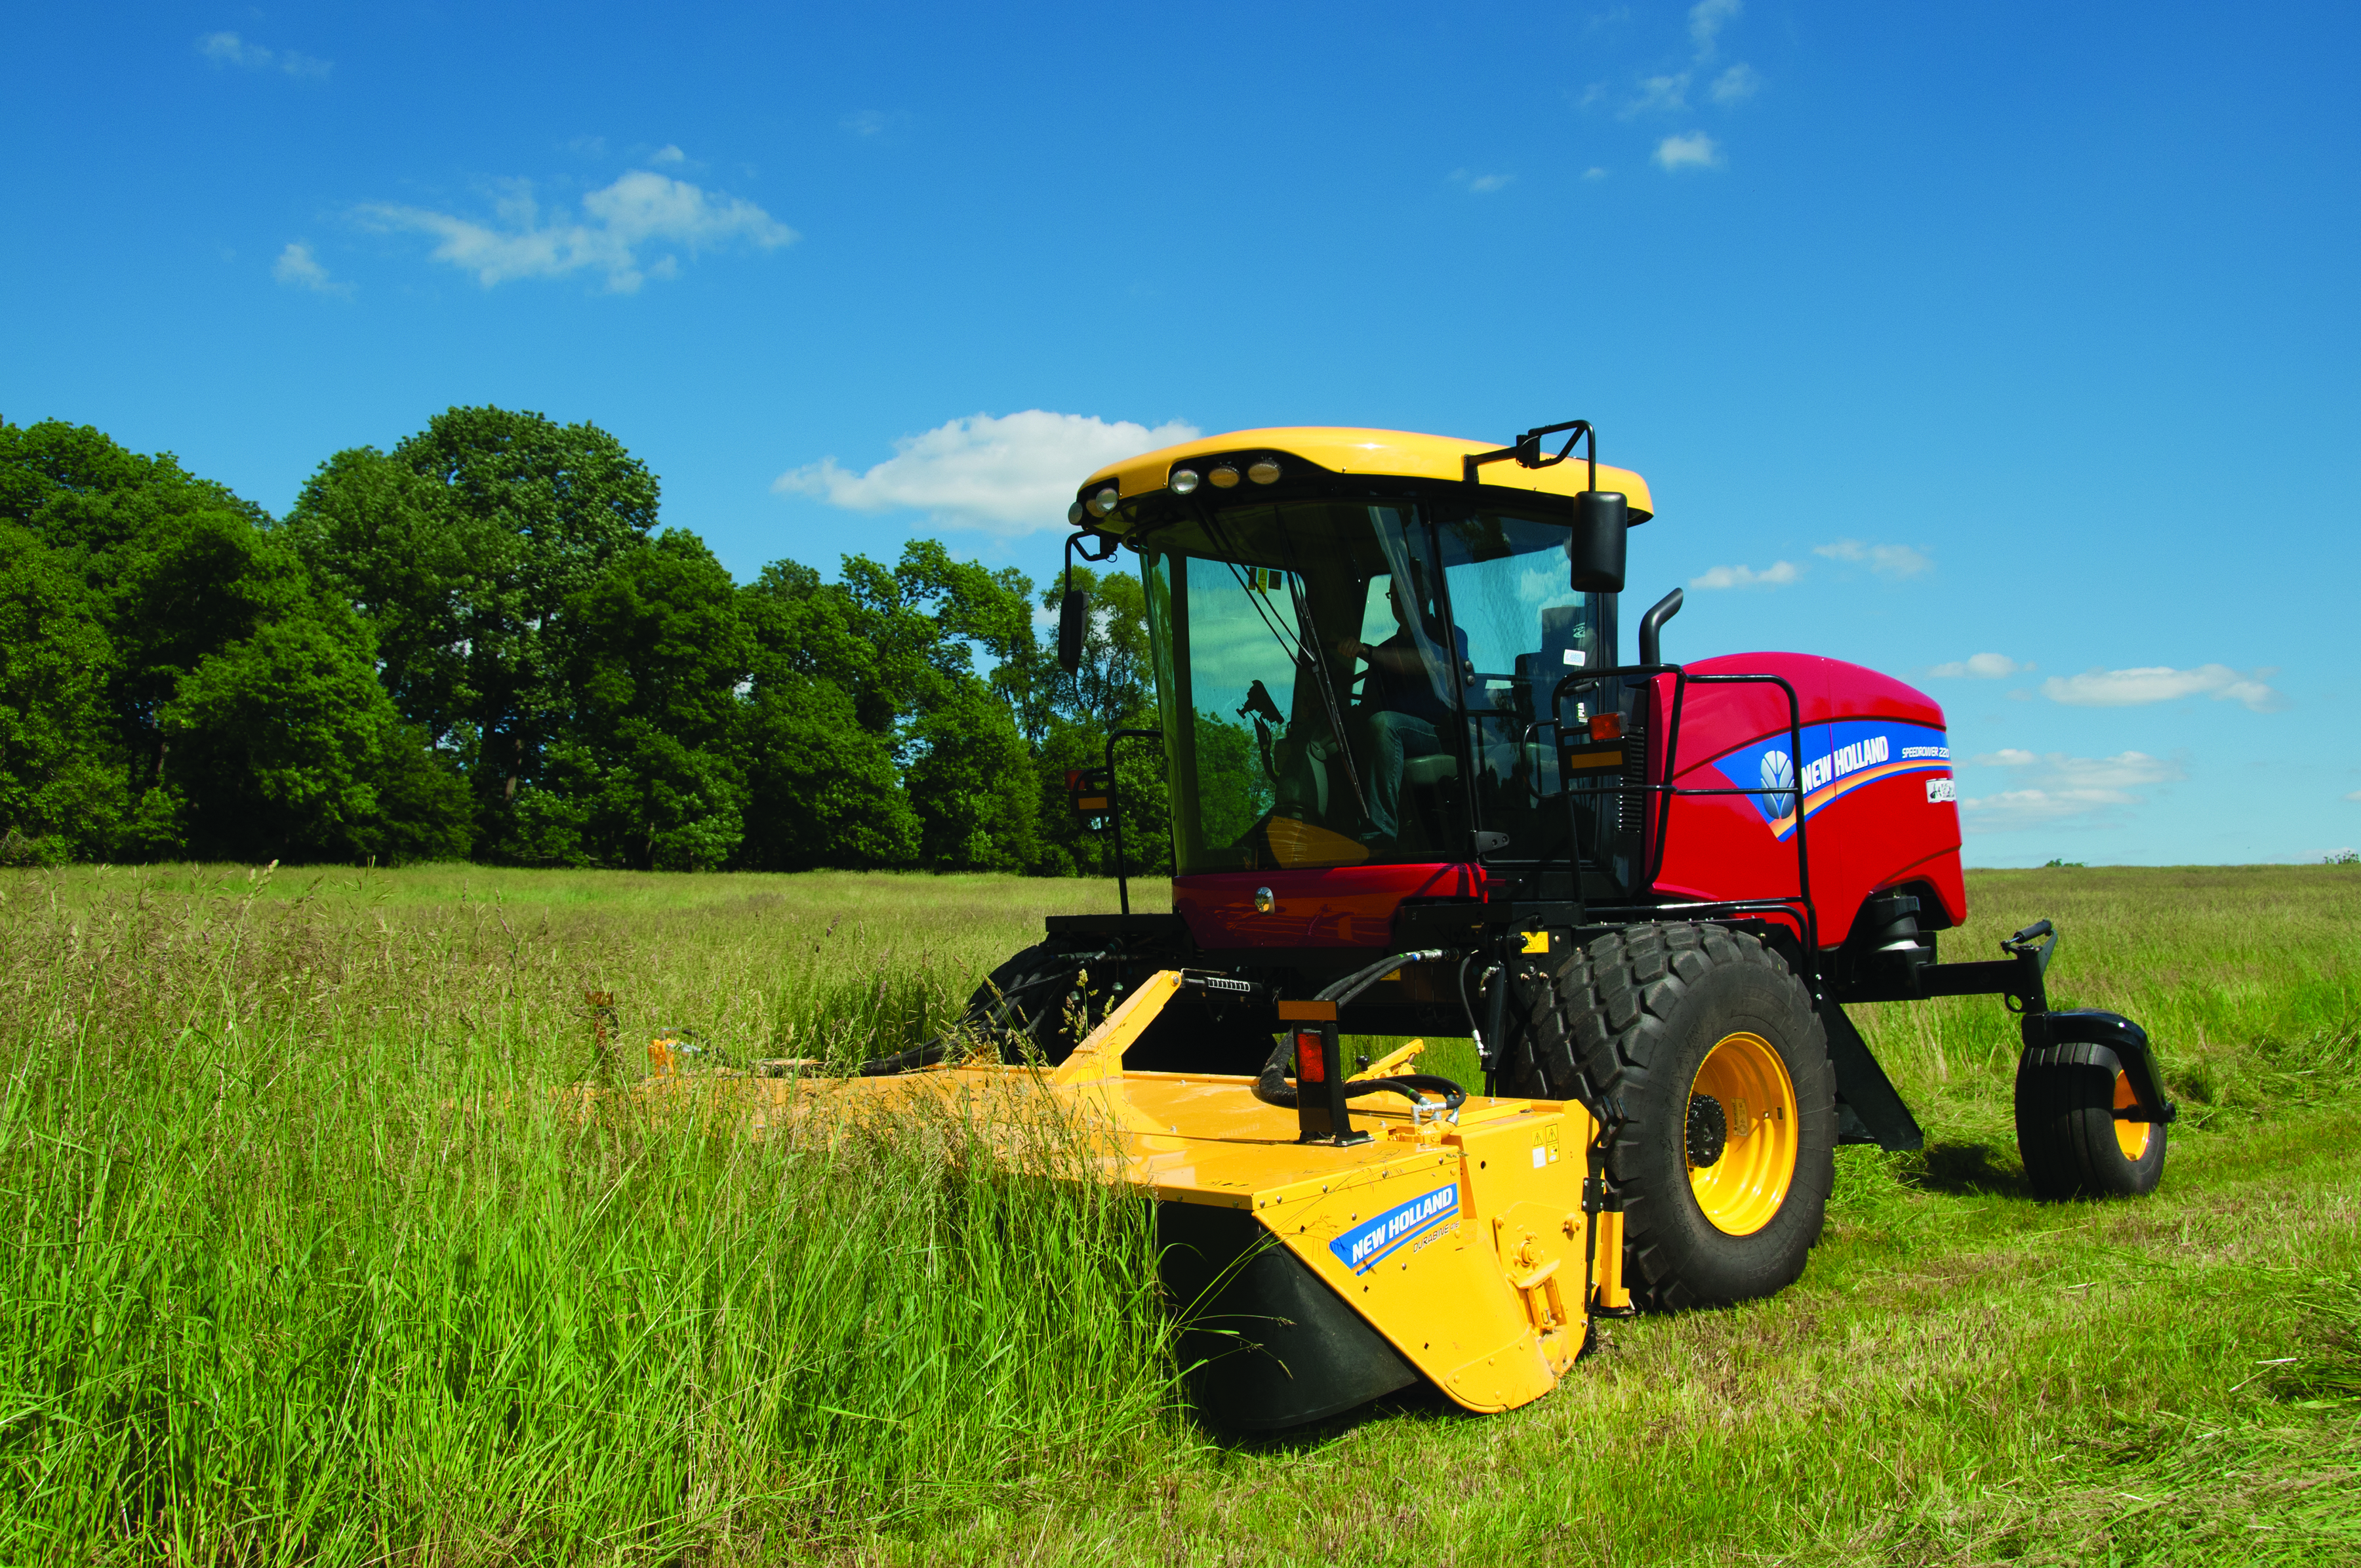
1209 464 1241 489
1247 458 1282 484
1171 468 1200 494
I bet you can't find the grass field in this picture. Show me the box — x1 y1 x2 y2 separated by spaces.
3 862 2356 1564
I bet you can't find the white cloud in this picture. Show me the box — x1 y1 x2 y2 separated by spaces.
1451 170 1515 193
1710 64 1761 104
198 31 330 79
841 110 894 137
1690 559 1800 590
1971 750 2184 789
1655 132 1722 171
1958 749 2185 834
1814 538 1932 578
1583 166 1609 180
272 242 348 295
1958 790 2119 832
1630 73 1690 114
775 411 1202 536
1689 0 1742 57
2345 790 2361 803
2040 664 2286 713
1929 652 2033 679
649 144 687 165
357 170 795 292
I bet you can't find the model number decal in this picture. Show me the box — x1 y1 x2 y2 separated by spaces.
1330 1183 1460 1274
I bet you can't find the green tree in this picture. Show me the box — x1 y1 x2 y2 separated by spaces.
159 613 468 863
1025 563 1170 876
0 417 468 863
284 407 660 856
907 679 1038 872
738 542 1039 872
736 675 919 870
534 531 751 870
1044 565 1155 731
278 446 496 744
0 524 123 859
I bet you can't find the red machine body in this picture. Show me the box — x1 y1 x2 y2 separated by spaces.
1648 653 1966 946
1168 653 1965 956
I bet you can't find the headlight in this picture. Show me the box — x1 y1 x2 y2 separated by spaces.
1068 501 1085 525
1171 468 1200 494
1088 485 1120 517
1247 458 1281 485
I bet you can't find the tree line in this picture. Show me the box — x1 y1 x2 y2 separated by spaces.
0 408 1166 873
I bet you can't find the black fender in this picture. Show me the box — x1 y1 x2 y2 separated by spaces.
2019 1009 2177 1125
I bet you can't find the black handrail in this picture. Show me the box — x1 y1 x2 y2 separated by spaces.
1102 727 1164 915
1548 663 1822 978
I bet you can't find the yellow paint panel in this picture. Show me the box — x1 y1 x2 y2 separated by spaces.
1081 426 1655 519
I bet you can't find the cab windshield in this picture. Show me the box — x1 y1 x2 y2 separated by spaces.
1139 498 1612 875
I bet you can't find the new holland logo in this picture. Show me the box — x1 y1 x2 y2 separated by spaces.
1329 1183 1461 1274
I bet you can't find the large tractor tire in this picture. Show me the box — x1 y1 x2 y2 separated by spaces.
966 944 1104 1064
1511 922 1837 1310
2015 1061 2166 1199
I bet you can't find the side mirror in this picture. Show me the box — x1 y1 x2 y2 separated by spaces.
1057 587 1087 673
1570 491 1628 593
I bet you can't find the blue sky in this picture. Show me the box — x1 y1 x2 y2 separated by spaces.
5 1 2355 867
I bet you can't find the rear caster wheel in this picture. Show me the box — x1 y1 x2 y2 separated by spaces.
2015 1061 2166 1199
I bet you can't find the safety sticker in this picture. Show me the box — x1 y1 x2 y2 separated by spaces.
1329 1182 1461 1274
1926 777 1956 803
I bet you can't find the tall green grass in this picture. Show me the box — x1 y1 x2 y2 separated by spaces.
0 866 1172 1561
3 861 2356 1563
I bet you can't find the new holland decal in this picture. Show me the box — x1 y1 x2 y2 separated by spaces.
1702 719 1953 841
1329 1182 1461 1274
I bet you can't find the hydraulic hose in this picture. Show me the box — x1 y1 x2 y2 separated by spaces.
1251 948 1464 1113
1249 1030 1467 1114
1317 948 1451 1009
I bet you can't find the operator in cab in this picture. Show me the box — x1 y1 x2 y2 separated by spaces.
1336 562 1465 849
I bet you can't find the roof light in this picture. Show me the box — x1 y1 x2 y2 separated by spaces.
1068 501 1085 526
1088 486 1120 517
1209 464 1241 489
1247 458 1281 485
1171 468 1200 494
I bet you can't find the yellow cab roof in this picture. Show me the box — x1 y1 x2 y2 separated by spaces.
1080 426 1654 523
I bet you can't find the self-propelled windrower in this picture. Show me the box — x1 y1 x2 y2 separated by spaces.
830 420 2174 1430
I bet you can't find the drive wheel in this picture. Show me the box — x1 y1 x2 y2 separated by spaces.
2015 1061 2166 1199
1511 922 1836 1309
965 944 1104 1065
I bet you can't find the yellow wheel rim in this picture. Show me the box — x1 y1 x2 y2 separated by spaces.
1685 1031 1800 1236
2112 1070 2152 1161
